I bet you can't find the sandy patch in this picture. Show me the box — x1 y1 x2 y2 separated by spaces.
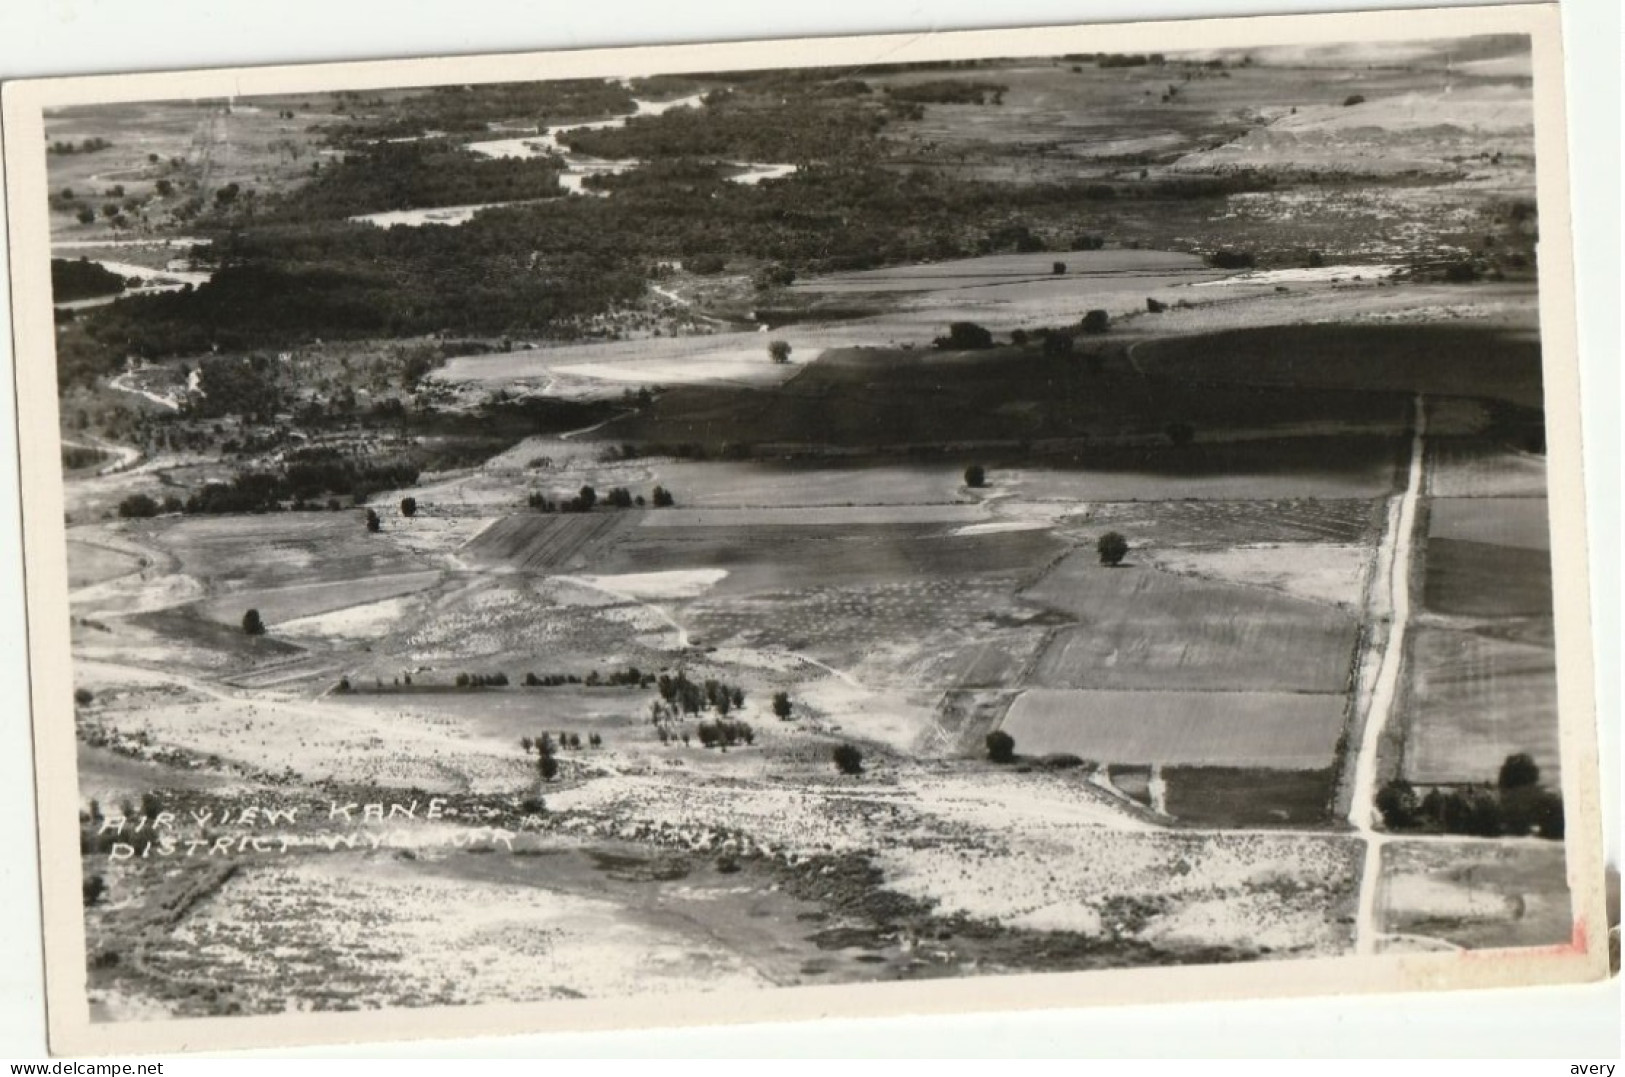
1147 543 1370 609
577 569 727 600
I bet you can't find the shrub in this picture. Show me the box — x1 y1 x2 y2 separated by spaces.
1051 261 1067 275
83 874 107 907
242 608 266 636
985 730 1016 764
1146 297 1167 313
1206 250 1256 270
117 493 160 518
365 508 381 533
833 744 864 775
768 339 793 364
964 464 986 488
1097 531 1129 566
1343 94 1366 107
934 321 994 350
400 496 417 517
772 691 793 720
74 687 94 707
1080 309 1110 334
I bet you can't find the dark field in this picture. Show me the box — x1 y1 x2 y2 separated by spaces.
1134 324 1546 410
1162 767 1336 828
1422 538 1552 618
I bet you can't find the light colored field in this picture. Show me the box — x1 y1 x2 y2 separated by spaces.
1427 497 1550 550
432 334 814 391
139 855 772 1011
649 461 969 508
1426 442 1547 498
1146 543 1370 609
67 539 144 590
1023 557 1358 692
1377 839 1570 951
198 570 443 629
638 504 985 528
576 569 727 599
1001 689 1347 769
995 463 1394 502
1075 499 1382 547
1402 626 1559 786
278 595 423 640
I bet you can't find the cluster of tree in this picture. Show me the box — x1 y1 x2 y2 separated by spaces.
51 258 127 302
883 80 1007 105
520 666 658 689
454 671 511 688
1086 52 1168 68
559 88 889 163
934 321 995 350
49 137 113 155
695 719 756 749
261 142 565 220
1205 249 1257 270
326 78 640 141
530 483 673 513
521 729 605 781
1376 754 1563 839
174 459 421 516
117 493 182 518
655 671 747 718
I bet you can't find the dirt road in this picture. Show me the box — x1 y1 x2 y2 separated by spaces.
1350 394 1427 954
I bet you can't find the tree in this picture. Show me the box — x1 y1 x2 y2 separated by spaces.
75 207 96 225
1375 779 1419 828
964 464 986 488
365 508 381 533
768 339 793 364
1052 261 1067 275
577 485 598 510
1097 531 1129 566
242 609 266 636
1081 309 1110 334
650 485 675 508
985 730 1016 764
400 496 417 518
74 687 94 707
833 744 864 775
537 744 559 781
1498 752 1541 791
772 691 793 720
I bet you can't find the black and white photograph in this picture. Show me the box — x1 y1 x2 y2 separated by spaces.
0 1 1611 1056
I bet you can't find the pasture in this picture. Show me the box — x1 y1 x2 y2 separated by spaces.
643 461 969 508
1000 689 1347 769
1073 498 1384 547
1427 497 1551 550
1161 767 1336 828
1422 539 1552 619
791 249 1213 294
140 513 432 593
197 570 442 629
1146 543 1370 609
1400 625 1560 786
462 513 633 573
1133 323 1546 410
1426 439 1548 499
592 522 1063 596
1377 840 1571 951
1022 556 1359 692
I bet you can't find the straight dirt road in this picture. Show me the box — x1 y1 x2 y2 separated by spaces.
1350 394 1427 955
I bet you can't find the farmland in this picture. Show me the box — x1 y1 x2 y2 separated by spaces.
47 35 1575 1022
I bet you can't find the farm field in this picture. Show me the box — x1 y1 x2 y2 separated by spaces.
1400 624 1560 786
1426 439 1548 498
1132 323 1545 409
1000 689 1347 769
1022 555 1359 692
1376 840 1571 952
1160 767 1338 828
